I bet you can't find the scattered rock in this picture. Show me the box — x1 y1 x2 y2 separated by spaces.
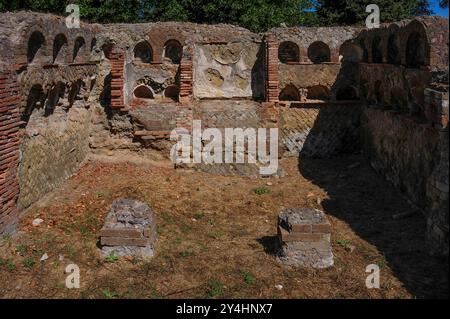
32 218 44 227
275 284 283 290
40 253 49 262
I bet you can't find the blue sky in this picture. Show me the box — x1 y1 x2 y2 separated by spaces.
430 0 449 17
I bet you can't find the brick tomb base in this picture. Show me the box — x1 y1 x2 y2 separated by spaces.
277 208 334 269
100 199 157 258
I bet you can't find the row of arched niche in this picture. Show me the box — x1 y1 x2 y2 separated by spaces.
27 30 96 65
278 29 427 68
133 39 183 64
22 79 91 124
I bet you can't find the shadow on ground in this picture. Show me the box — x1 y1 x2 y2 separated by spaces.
297 154 449 298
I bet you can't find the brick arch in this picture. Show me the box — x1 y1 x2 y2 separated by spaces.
147 28 186 63
133 85 154 99
371 35 383 64
339 41 363 63
355 29 370 63
385 24 401 65
307 85 330 101
53 33 69 64
133 40 153 63
22 84 46 122
73 36 87 63
279 84 300 101
164 84 180 101
44 81 66 116
163 39 183 64
307 41 331 64
278 41 300 63
27 30 47 64
402 20 430 68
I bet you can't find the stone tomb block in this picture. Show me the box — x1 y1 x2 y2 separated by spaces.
100 199 156 258
277 208 333 269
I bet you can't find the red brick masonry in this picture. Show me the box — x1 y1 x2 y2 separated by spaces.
0 69 22 233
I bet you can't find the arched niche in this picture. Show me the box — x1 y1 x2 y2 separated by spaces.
133 85 154 99
279 84 300 101
371 36 383 63
134 41 153 63
53 34 68 64
308 41 330 64
307 85 330 100
164 85 180 101
336 86 359 101
164 40 183 64
73 36 86 63
27 31 46 64
278 41 300 63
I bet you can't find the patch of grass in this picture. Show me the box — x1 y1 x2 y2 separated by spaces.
180 224 192 234
208 231 224 239
15 244 27 256
0 258 16 271
102 289 118 299
207 279 223 298
95 191 105 198
241 270 254 285
22 258 35 269
160 212 176 224
105 251 119 263
207 218 215 226
194 212 204 220
179 250 193 258
336 239 351 249
376 256 387 269
175 237 182 245
252 187 270 195
66 245 76 258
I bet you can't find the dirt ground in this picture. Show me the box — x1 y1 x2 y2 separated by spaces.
0 153 448 299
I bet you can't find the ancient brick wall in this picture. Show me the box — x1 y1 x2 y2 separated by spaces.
0 12 98 233
425 89 449 257
0 68 21 234
357 18 448 256
268 26 361 103
0 11 448 254
361 107 440 211
280 103 361 158
18 106 92 209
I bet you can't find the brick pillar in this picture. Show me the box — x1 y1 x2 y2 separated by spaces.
179 46 193 105
265 35 279 102
109 50 126 110
0 68 22 234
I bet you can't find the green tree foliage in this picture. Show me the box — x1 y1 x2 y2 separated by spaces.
152 0 314 32
314 0 433 26
0 0 434 30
